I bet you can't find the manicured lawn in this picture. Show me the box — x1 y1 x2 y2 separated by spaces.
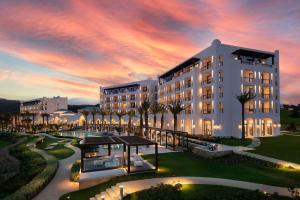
125 184 293 200
250 135 300 164
37 137 74 160
281 109 300 131
219 138 252 146
60 152 300 200
0 140 12 148
0 136 47 199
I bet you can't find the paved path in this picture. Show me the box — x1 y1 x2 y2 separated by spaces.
33 142 80 200
247 137 261 148
92 176 299 200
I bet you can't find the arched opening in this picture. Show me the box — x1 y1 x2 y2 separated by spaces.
245 118 254 137
261 118 273 136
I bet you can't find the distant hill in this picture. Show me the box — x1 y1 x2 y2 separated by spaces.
68 104 98 113
0 99 20 113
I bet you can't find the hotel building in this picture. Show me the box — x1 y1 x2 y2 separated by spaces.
99 79 158 123
20 96 68 115
158 39 280 138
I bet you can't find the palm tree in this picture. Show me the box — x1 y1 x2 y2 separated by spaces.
108 110 113 130
99 109 106 130
236 91 256 139
31 112 36 127
142 100 151 139
150 102 161 129
168 101 185 132
127 110 135 135
81 110 89 130
41 113 47 126
45 113 50 125
160 104 168 130
91 108 98 130
137 106 144 137
115 111 126 135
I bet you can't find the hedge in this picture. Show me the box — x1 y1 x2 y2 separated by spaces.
70 160 81 182
3 137 58 200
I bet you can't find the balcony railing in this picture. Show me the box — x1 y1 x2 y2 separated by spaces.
241 60 254 65
261 79 271 84
184 82 192 88
201 79 213 85
203 110 212 114
202 94 212 99
201 62 212 71
175 87 181 91
246 108 255 114
184 96 192 101
261 108 272 113
241 77 254 83
261 94 271 99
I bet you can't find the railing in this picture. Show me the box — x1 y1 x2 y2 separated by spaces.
241 60 254 65
261 79 271 84
184 82 192 88
201 62 212 71
261 108 272 113
201 79 213 85
261 94 271 99
241 77 254 83
202 94 212 99
175 87 181 91
184 96 192 101
246 109 255 114
203 110 212 114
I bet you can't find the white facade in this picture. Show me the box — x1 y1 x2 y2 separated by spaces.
158 39 280 138
99 79 158 124
20 96 68 114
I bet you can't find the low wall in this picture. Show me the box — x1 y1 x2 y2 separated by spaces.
192 146 233 159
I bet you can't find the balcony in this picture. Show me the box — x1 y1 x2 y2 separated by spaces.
201 79 213 85
241 60 254 65
203 110 212 114
175 87 181 91
261 79 271 84
202 94 212 100
261 108 272 113
241 77 254 83
261 94 271 99
121 98 127 101
201 62 212 71
245 108 255 114
184 96 192 101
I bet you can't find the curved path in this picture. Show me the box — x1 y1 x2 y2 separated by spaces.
33 142 80 200
94 177 299 200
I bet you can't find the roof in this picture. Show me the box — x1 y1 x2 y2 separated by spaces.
103 83 140 92
232 49 274 59
81 136 156 146
159 57 200 79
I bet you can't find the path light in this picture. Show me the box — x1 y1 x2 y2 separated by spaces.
100 195 105 200
119 185 124 200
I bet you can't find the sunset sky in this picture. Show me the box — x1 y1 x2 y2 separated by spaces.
0 0 299 104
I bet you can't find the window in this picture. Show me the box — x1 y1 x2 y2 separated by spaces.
219 55 224 66
218 71 223 82
142 86 148 92
219 87 223 98
219 102 224 113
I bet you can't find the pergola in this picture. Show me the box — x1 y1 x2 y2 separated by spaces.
80 136 158 173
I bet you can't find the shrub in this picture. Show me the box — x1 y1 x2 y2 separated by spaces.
188 135 221 143
70 160 81 182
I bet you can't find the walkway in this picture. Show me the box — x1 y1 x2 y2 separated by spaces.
33 142 80 200
91 176 299 200
247 137 261 148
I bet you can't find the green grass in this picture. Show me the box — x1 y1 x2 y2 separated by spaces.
281 109 300 131
250 135 300 164
0 136 47 199
0 132 18 148
219 138 252 146
0 140 13 148
60 152 300 200
125 184 293 200
36 137 74 160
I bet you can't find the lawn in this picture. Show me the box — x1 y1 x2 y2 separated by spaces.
60 152 300 200
125 184 293 200
36 137 74 160
250 135 300 164
281 109 300 131
219 138 252 146
0 132 18 148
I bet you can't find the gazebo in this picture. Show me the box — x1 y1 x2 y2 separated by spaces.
80 136 158 174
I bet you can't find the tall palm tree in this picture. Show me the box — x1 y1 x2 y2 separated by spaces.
81 110 89 130
236 91 256 139
137 106 144 137
141 100 151 139
99 109 106 130
160 104 168 130
31 112 36 127
91 108 98 130
45 113 50 125
108 109 113 128
116 111 126 127
150 102 161 129
168 101 185 132
127 110 135 135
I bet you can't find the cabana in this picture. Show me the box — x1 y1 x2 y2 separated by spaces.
80 136 158 174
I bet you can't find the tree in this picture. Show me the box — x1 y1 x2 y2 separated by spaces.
236 91 256 139
160 104 168 130
45 113 50 125
31 112 36 126
137 106 144 137
81 110 89 130
150 102 161 129
115 111 126 135
127 110 136 136
108 110 113 128
99 109 106 130
41 113 48 126
168 101 185 132
142 100 151 139
91 108 98 130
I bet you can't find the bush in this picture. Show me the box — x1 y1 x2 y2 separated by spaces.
70 160 81 182
2 138 58 200
188 135 221 143
125 183 183 200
